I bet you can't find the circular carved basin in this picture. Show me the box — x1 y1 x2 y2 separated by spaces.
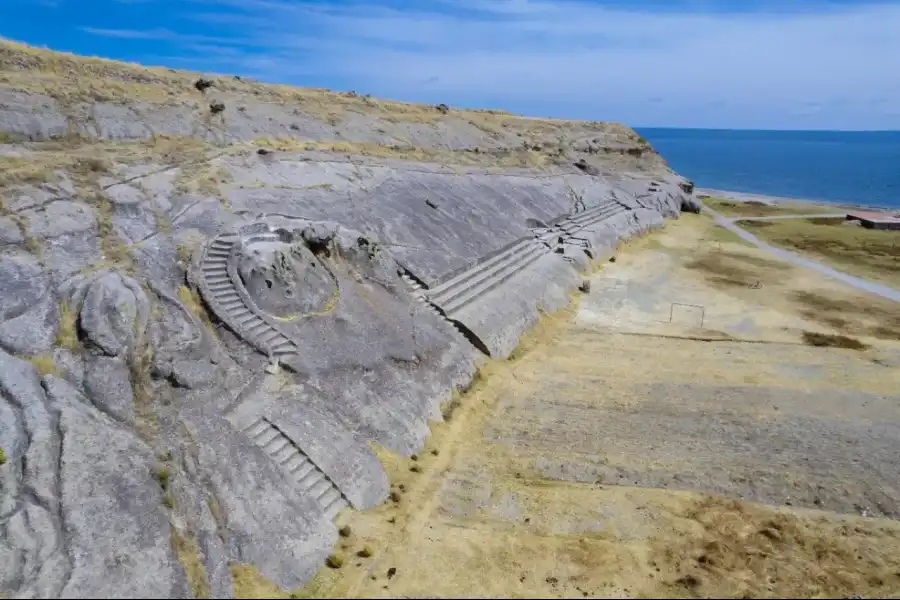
236 233 339 319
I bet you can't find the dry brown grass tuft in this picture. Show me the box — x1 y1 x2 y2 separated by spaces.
801 331 869 350
685 251 789 289
229 563 294 599
0 156 58 188
792 290 900 341
55 301 80 350
128 331 157 440
174 161 232 199
654 496 900 599
25 353 60 377
177 285 215 331
92 199 133 269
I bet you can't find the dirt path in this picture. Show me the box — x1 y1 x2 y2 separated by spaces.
297 215 900 600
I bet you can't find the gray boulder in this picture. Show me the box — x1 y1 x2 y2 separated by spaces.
61 270 150 357
0 350 188 598
0 252 58 355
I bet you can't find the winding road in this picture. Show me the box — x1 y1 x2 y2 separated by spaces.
702 204 900 303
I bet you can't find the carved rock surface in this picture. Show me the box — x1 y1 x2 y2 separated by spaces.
0 40 697 600
61 270 150 357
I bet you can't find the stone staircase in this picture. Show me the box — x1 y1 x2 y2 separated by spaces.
400 270 487 360
554 200 628 237
536 200 630 259
240 416 349 520
198 233 299 359
425 237 550 318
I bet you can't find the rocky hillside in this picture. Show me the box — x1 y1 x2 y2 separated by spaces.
0 39 697 598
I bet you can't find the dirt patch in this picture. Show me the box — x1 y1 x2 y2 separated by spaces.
685 251 788 289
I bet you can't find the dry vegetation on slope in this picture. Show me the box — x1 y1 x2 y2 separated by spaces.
0 39 665 175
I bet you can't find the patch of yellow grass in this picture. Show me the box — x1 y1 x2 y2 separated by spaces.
25 353 60 377
0 156 58 189
174 161 231 199
253 137 572 170
701 195 834 217
0 38 194 105
88 194 134 271
683 235 792 290
177 284 213 329
791 290 900 341
128 332 158 441
230 563 302 600
171 528 211 599
55 301 80 350
652 496 900 599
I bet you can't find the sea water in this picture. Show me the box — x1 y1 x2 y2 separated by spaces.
637 128 900 210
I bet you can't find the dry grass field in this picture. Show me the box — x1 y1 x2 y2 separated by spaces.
738 217 900 291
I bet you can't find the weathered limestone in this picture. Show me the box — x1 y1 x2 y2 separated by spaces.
0 351 189 598
0 42 701 599
60 270 150 357
0 252 58 356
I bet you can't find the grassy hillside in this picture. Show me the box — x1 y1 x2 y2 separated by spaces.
0 39 669 175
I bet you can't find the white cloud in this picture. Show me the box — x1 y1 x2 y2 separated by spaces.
84 0 900 129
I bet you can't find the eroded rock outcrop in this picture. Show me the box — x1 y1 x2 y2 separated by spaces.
0 252 58 355
0 351 188 598
61 270 150 357
0 40 701 599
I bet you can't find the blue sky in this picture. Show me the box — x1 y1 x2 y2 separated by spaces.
1 0 898 130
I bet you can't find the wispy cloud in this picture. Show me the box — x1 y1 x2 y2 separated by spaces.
75 0 900 129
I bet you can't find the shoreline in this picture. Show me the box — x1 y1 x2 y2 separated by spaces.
695 188 896 214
